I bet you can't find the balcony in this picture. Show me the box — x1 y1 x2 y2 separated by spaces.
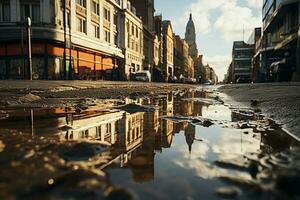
76 4 87 17
103 19 110 29
91 13 100 23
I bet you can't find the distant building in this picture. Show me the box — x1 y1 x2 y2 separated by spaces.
261 0 300 82
153 15 164 81
249 27 262 83
185 14 198 59
197 54 204 82
119 0 144 80
185 13 199 80
231 41 255 83
130 0 155 76
173 35 192 80
161 20 174 82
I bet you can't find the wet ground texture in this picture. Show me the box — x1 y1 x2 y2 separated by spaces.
0 86 299 200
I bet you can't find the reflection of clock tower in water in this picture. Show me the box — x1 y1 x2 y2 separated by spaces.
185 124 196 154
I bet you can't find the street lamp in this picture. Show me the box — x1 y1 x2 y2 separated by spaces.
26 17 32 80
63 0 67 80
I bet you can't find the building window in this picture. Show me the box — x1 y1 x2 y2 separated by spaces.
91 1 99 15
113 13 118 26
106 123 112 133
114 33 118 45
104 29 110 43
92 23 100 38
21 2 40 22
76 0 86 7
131 24 134 35
0 1 10 22
126 22 130 33
76 17 86 33
104 7 110 22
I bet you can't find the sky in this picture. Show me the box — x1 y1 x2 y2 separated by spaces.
155 0 263 80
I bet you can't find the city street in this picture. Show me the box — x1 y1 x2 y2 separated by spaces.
0 0 299 199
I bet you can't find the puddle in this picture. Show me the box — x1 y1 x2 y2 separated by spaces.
0 89 299 200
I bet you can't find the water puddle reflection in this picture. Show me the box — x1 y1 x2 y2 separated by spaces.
0 89 299 199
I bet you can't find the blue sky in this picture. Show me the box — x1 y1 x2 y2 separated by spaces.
155 0 262 79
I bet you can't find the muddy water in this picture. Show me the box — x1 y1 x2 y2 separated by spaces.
0 89 299 200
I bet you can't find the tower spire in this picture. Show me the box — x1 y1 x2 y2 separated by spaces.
189 13 192 20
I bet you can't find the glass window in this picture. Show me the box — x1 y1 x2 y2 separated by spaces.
113 13 117 26
76 0 86 8
32 4 40 22
104 29 110 43
20 2 40 22
114 33 118 45
10 58 24 79
92 23 100 38
91 1 99 15
0 59 6 79
0 2 10 22
76 17 86 33
104 7 110 22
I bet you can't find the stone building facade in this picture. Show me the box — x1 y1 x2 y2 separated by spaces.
161 20 174 82
119 0 144 80
130 0 155 75
0 0 132 80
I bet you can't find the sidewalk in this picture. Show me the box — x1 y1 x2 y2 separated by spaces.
220 82 300 138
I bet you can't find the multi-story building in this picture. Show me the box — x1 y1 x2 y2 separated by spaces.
201 64 218 84
197 54 204 82
161 20 174 81
130 0 155 76
231 41 255 83
0 0 127 80
153 15 163 81
174 35 191 80
249 27 262 83
119 0 143 80
261 0 299 82
225 62 233 83
153 34 160 71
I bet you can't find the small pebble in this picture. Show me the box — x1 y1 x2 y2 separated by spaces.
48 179 54 185
215 186 240 199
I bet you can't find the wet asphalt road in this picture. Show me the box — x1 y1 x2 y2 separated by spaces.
0 80 299 138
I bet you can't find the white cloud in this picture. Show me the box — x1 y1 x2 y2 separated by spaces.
247 0 263 9
214 1 262 42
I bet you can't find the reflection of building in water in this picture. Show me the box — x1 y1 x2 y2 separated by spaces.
174 90 204 117
62 110 125 145
144 109 160 136
185 124 196 154
158 93 174 148
118 112 144 152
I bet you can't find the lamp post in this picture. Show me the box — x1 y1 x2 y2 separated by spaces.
26 17 32 80
63 0 67 80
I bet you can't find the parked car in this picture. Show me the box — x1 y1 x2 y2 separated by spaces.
203 80 213 85
169 76 178 83
134 71 151 82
